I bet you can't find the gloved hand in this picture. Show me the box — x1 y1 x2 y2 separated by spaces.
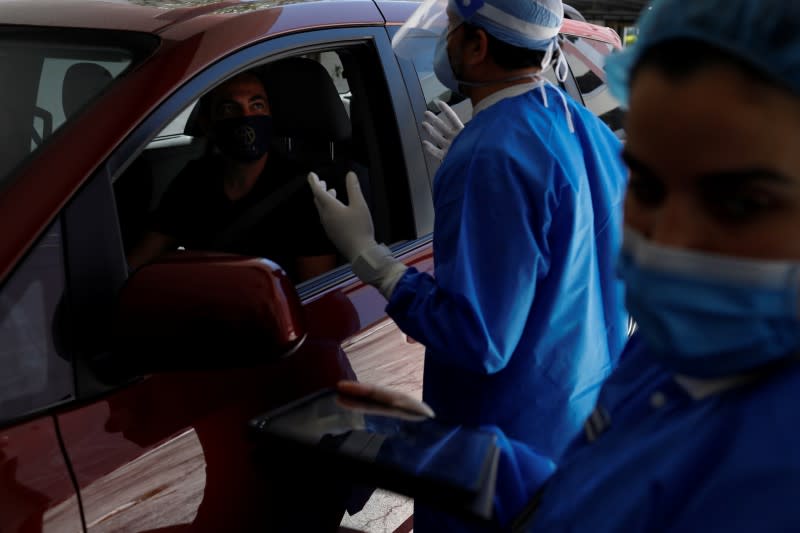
421 99 464 161
308 171 408 299
337 380 435 418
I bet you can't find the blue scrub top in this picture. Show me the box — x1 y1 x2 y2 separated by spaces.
386 83 628 533
387 84 628 460
525 333 800 532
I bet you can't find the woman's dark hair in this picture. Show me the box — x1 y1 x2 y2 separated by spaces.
632 39 784 92
462 22 546 71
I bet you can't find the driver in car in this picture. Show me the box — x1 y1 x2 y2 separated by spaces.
127 70 337 283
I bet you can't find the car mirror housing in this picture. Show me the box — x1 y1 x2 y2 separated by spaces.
111 252 306 374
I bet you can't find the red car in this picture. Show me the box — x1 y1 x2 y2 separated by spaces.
0 1 622 531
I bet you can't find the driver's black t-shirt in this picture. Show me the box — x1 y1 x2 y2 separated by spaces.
152 154 335 282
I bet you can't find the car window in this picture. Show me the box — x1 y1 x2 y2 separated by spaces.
0 33 138 188
33 57 129 145
117 43 415 288
561 35 625 137
406 36 472 125
0 220 73 424
316 50 350 93
148 51 351 145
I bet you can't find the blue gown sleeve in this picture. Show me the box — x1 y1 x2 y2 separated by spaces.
387 147 559 375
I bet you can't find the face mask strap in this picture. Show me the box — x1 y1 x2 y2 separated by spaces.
457 71 541 88
540 41 554 72
554 51 569 83
534 49 574 134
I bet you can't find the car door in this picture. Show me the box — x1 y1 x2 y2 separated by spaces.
53 24 434 533
0 222 83 533
0 27 155 533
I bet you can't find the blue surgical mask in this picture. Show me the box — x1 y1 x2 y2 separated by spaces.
433 30 461 95
212 114 272 163
618 228 800 377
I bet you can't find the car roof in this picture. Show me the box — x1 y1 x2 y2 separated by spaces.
1 0 620 47
0 0 384 35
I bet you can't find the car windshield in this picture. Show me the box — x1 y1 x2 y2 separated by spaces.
0 30 138 188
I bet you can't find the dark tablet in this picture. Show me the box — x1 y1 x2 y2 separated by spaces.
249 388 500 521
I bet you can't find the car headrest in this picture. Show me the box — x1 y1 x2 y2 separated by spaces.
262 57 352 142
62 62 113 118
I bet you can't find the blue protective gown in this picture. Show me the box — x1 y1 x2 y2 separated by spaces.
523 333 800 531
386 84 628 531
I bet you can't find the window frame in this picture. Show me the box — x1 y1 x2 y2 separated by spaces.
0 26 158 193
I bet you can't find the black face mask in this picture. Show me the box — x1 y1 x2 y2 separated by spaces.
212 115 272 163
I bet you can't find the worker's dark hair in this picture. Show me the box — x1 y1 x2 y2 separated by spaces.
462 22 546 71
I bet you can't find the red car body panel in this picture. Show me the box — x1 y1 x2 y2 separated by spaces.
55 248 433 531
0 420 83 532
562 17 622 47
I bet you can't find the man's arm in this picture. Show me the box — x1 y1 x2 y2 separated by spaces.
126 231 177 270
126 159 198 270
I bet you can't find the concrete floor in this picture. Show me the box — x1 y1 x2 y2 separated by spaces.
340 490 413 533
339 318 426 533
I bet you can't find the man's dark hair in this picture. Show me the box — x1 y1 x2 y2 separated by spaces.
462 22 546 71
196 71 266 120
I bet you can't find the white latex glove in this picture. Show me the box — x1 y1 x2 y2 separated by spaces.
308 171 408 299
308 171 375 262
421 99 465 161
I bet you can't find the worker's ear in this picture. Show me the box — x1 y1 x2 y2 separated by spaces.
463 27 490 66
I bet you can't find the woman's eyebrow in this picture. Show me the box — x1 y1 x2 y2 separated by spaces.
697 168 796 187
621 150 658 177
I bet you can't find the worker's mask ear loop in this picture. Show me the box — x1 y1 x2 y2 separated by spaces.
537 42 575 133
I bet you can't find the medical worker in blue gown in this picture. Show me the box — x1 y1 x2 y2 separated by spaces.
309 0 627 526
485 0 800 530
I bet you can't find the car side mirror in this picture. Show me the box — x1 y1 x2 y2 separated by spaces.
111 252 306 374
